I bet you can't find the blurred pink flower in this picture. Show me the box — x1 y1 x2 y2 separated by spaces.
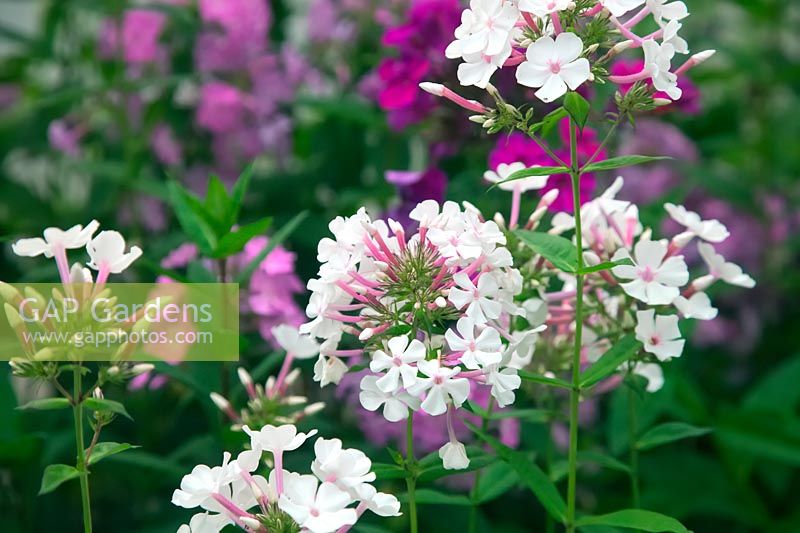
196 82 247 133
122 9 167 63
151 123 183 166
47 120 84 157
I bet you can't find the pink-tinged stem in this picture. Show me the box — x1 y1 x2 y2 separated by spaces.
336 280 371 304
675 56 702 77
349 271 381 289
211 493 254 529
509 187 522 229
337 503 369 533
441 87 487 114
239 471 269 513
522 12 539 31
270 352 295 398
609 16 643 44
583 4 603 16
274 452 285 495
551 12 563 34
325 349 363 358
457 369 485 380
624 6 650 28
53 246 71 286
608 70 651 85
503 53 527 67
324 312 364 324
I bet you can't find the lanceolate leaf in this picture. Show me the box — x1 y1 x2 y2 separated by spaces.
16 397 71 411
498 166 570 189
39 464 80 495
636 422 712 451
564 92 590 130
226 164 254 229
576 509 690 532
466 421 567 523
580 335 642 389
514 230 578 273
83 398 133 421
578 258 633 275
518 370 573 390
167 181 218 255
581 155 672 173
87 442 139 466
401 489 472 506
211 216 273 258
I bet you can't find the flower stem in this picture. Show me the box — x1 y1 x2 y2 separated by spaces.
628 384 641 509
73 366 93 533
468 398 495 533
405 412 418 533
566 117 584 533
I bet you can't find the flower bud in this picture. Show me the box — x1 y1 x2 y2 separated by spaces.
237 367 253 388
304 402 325 416
468 115 487 124
4 302 23 329
359 328 374 341
653 98 672 107
132 363 154 376
239 517 262 530
612 40 634 54
93 387 104 400
209 392 232 413
692 49 716 65
0 282 22 304
418 82 444 96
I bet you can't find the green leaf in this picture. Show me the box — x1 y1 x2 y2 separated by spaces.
564 92 590 130
518 371 572 390
578 258 633 275
83 398 133 421
636 422 712 451
417 449 496 483
226 165 254 229
167 181 218 255
497 166 570 189
87 442 139 466
550 451 632 482
371 462 406 480
538 107 569 136
466 421 566 523
576 509 690 532
235 211 308 283
401 489 472 506
514 230 578 273
17 398 71 411
744 354 800 412
39 464 81 495
580 335 642 389
211 217 273 258
204 175 231 230
476 461 518 503
581 155 672 174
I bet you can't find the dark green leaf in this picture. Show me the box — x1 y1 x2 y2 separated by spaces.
83 398 132 421
497 166 570 189
580 335 642 389
417 449 496 483
579 258 633 275
539 107 569 136
581 155 672 173
226 165 254 228
370 462 406 480
39 464 80 495
514 230 578 273
87 442 139 466
17 398 71 411
211 217 273 258
637 422 712 451
204 175 230 227
401 489 472 506
518 371 572 390
235 211 308 283
744 354 800 412
167 181 218 255
550 451 632 482
476 461 518 503
576 509 689 532
564 92 590 130
466 421 566 523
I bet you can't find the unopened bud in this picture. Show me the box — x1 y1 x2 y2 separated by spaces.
359 328 374 341
469 115 487 124
692 274 714 292
418 82 444 96
237 367 253 388
239 517 262 530
482 119 496 129
210 392 232 412
92 387 104 400
585 43 599 54
285 368 301 387
304 402 325 416
4 302 23 329
107 365 120 376
435 297 447 308
485 83 500 99
672 231 695 248
692 49 716 65
0 282 22 304
493 212 506 229
653 98 672 107
132 363 154 376
612 40 634 54
284 395 307 406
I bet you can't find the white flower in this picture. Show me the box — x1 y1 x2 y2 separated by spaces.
445 0 519 59
642 40 681 100
632 362 665 393
407 360 470 415
359 375 421 421
171 451 251 510
664 203 729 243
697 243 756 288
516 32 591 103
176 512 231 533
635 309 684 361
646 0 688 27
86 230 143 274
314 354 349 387
661 20 689 55
503 327 543 369
353 484 402 517
484 365 521 407
456 42 513 88
12 220 99 258
370 336 426 393
599 0 645 17
278 475 357 533
674 292 718 320
484 162 550 193
518 0 570 18
612 240 689 305
439 440 470 470
242 424 317 454
448 272 502 325
273 324 320 359
445 317 502 370
311 438 376 492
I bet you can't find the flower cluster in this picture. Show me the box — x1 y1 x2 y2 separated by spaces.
172 424 400 533
301 200 535 467
427 0 711 106
518 177 755 391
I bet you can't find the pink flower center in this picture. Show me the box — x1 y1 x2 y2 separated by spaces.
468 341 476 351
548 60 562 74
638 266 655 282
650 335 661 346
392 356 403 367
311 508 320 517
434 375 444 385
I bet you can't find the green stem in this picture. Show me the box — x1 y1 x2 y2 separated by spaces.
468 398 495 533
73 367 93 533
566 117 585 533
545 393 556 533
405 412 418 533
628 384 641 509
